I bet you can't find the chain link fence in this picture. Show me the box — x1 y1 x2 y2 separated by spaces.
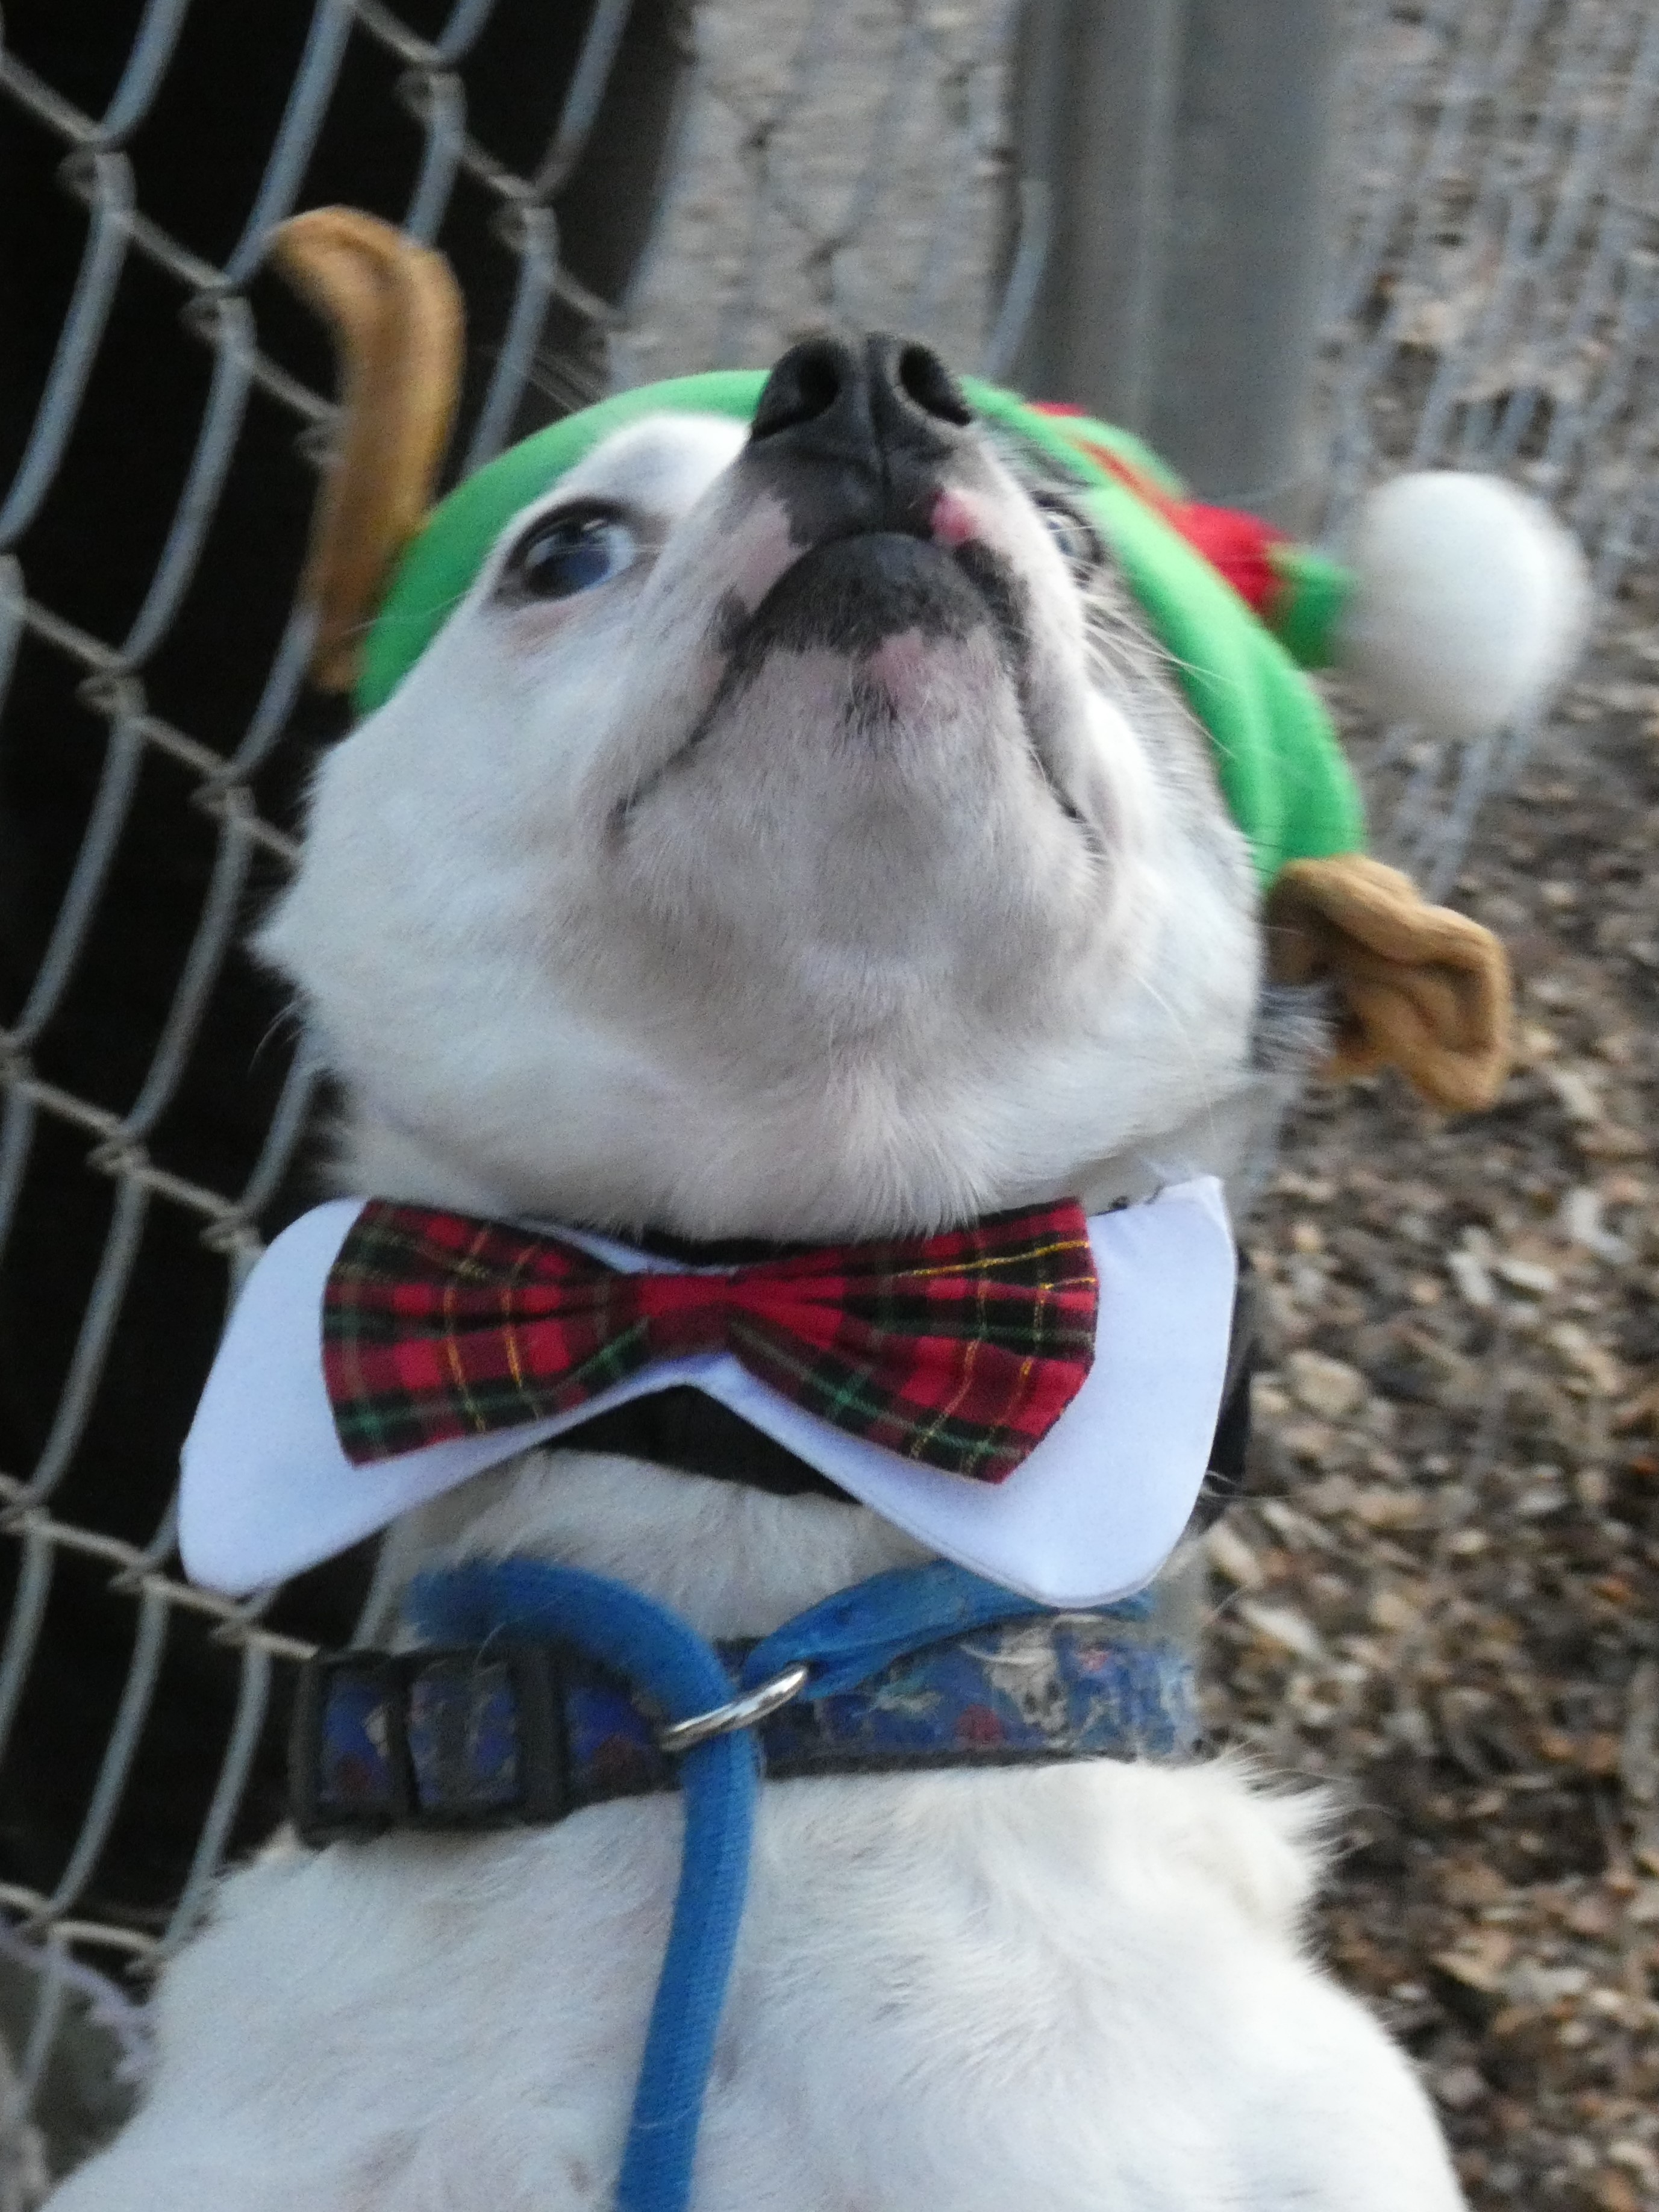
0 4 1022 2194
0 0 1652 2198
1320 0 1659 895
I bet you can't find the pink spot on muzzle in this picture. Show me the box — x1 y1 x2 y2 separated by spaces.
864 633 933 693
929 489 982 549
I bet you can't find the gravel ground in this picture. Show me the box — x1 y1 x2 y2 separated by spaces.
1202 5 1659 2198
1211 611 1659 2207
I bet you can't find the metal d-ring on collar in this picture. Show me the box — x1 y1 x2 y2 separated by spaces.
655 1661 813 1755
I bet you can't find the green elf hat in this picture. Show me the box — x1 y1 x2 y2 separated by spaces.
352 368 1364 888
275 208 1519 1113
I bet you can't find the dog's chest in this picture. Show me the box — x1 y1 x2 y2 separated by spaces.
171 1760 1258 2208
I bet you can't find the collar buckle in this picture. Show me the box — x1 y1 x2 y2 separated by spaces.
291 1642 568 1846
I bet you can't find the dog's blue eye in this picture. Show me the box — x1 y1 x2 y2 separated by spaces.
504 507 637 601
1036 497 1101 576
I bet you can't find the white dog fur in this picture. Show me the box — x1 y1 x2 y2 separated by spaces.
49 379 1474 2210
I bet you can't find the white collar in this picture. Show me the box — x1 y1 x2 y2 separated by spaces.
180 1177 1236 1608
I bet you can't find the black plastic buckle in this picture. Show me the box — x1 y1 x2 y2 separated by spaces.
291 1643 569 1846
1192 1268 1258 1529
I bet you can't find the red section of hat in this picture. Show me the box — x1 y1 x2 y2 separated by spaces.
1027 404 1287 619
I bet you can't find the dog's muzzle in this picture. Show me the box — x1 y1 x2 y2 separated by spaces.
741 330 977 548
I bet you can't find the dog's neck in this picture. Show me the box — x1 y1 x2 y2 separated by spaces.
376 1445 1213 1661
378 1446 929 1644
337 1064 1295 1240
338 1101 1259 1650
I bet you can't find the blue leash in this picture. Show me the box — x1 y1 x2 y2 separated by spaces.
410 1558 1052 2212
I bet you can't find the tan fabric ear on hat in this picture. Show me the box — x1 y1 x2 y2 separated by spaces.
1266 855 1512 1111
270 208 464 691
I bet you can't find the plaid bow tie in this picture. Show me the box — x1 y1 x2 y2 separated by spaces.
322 1199 1099 1483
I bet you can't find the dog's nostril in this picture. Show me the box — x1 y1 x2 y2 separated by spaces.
751 337 855 442
896 343 972 428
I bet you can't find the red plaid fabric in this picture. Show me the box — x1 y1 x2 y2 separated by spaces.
322 1201 1099 1482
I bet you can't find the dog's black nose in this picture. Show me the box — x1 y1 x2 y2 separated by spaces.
749 333 975 482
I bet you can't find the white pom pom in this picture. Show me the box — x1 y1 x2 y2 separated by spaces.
1337 472 1592 742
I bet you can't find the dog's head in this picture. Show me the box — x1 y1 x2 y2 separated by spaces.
261 217 1509 1242
265 331 1271 1236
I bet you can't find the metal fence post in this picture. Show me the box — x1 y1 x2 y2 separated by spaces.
1153 0 1345 519
999 0 1186 433
1004 0 1345 524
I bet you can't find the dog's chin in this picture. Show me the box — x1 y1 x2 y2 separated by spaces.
621 529 1049 813
668 622 1033 804
612 540 1089 967
611 647 1095 1008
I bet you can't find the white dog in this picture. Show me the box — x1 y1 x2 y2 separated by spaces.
46 211 1588 2212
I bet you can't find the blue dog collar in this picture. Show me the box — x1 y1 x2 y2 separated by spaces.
293 1585 1196 1843
293 1555 1198 2212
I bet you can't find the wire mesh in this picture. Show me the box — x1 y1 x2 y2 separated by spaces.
1320 0 1659 894
0 2 1022 2193
0 0 1652 2198
619 0 1017 389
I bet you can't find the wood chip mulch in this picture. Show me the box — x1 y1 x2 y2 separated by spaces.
1207 578 1659 2209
